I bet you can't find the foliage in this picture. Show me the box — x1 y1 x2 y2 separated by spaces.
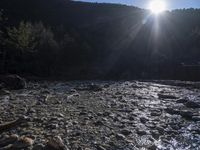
7 21 36 52
0 0 200 80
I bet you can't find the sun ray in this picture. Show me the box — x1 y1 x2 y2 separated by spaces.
149 0 166 14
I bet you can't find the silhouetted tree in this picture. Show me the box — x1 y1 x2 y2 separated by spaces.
0 0 200 80
7 21 36 52
33 22 59 75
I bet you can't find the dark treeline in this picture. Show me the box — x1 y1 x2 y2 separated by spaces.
0 0 200 80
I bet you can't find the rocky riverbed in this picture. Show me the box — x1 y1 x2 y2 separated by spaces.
0 81 199 150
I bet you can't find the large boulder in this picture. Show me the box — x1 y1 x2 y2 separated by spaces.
0 75 26 90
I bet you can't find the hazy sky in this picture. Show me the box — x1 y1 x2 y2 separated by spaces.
76 0 200 10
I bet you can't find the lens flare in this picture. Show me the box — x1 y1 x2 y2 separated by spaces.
149 0 166 14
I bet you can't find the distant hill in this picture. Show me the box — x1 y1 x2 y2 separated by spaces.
1 0 200 80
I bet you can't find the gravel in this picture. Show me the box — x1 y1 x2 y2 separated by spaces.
0 80 199 150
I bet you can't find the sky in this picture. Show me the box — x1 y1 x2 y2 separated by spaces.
76 0 200 10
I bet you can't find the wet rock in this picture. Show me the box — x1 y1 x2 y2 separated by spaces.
96 145 106 150
165 108 179 115
140 117 148 124
116 134 126 140
103 111 110 117
176 98 188 103
151 130 160 140
120 129 132 136
79 111 87 116
185 101 200 108
156 126 165 134
192 116 200 121
45 136 69 150
94 120 104 126
148 144 157 150
179 110 193 120
0 75 26 90
128 115 135 121
136 129 147 136
158 93 177 99
150 110 162 116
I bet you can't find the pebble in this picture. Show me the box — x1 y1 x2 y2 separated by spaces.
32 144 45 150
185 101 200 108
12 137 34 149
158 94 177 99
120 129 132 136
136 129 147 136
116 134 126 140
140 117 148 124
96 145 106 150
0 81 199 150
192 116 200 121
0 134 19 147
45 136 69 150
176 98 188 103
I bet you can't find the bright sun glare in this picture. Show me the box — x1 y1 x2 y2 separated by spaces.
149 0 166 14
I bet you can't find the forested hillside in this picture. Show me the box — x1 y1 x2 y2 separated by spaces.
0 0 200 80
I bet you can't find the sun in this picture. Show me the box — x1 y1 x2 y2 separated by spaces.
149 0 166 14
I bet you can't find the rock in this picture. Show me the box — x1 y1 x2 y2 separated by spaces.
116 134 126 140
48 123 59 129
158 94 177 99
12 137 34 149
0 116 28 133
151 130 160 140
96 145 106 150
94 120 104 126
165 108 179 115
79 112 87 116
0 134 19 147
156 126 165 134
120 129 132 136
176 98 188 103
104 84 110 88
192 116 200 121
27 108 36 114
88 84 102 91
179 111 193 120
185 101 200 108
45 136 69 150
0 75 26 90
140 117 148 124
57 113 64 118
148 144 157 150
136 129 147 136
0 90 10 96
41 89 51 94
150 110 162 116
103 111 110 117
33 144 45 150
